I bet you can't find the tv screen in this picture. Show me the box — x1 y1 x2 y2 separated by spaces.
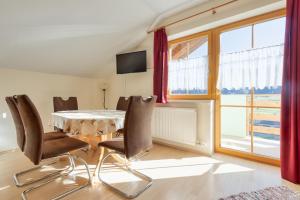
116 50 146 74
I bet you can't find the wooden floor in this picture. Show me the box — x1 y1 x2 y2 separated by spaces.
0 144 299 200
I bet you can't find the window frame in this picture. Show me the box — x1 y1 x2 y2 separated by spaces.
214 9 286 166
166 8 286 165
167 9 285 102
167 30 214 100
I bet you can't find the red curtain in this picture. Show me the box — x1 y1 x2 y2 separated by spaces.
281 0 300 184
153 28 168 103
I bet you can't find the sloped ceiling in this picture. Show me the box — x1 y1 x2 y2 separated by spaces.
0 0 208 77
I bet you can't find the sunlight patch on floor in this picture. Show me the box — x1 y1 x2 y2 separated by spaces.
132 156 222 170
142 163 213 179
0 185 11 191
213 163 254 175
100 168 142 184
96 156 222 184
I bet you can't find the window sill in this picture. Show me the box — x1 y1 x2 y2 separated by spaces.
168 99 214 103
156 99 214 105
167 94 214 100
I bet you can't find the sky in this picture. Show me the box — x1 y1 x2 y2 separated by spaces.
220 17 286 53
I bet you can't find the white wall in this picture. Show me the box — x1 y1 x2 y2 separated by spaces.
159 0 285 40
0 68 104 151
106 35 215 155
105 0 285 155
106 34 154 109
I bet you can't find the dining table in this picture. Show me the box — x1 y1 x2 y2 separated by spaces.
52 109 126 177
52 109 126 150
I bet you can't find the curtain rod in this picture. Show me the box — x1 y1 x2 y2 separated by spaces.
147 0 239 34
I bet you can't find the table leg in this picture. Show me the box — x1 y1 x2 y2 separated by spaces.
93 146 105 178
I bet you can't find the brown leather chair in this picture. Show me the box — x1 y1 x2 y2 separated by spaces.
6 96 68 189
5 96 26 151
53 96 78 112
53 96 78 131
14 95 91 200
116 96 129 111
97 96 156 199
6 96 67 153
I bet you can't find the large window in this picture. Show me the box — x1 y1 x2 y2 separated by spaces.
168 32 212 99
168 9 285 165
216 11 286 164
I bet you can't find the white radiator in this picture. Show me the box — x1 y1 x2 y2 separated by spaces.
152 107 197 146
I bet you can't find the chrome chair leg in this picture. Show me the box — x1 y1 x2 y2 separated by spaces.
98 151 152 199
13 156 72 187
68 153 76 169
21 154 91 200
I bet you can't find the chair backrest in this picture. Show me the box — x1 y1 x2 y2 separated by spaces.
53 97 78 112
116 97 129 111
123 96 157 159
15 95 43 165
5 96 26 151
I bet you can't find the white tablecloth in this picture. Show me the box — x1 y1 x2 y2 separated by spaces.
52 110 125 136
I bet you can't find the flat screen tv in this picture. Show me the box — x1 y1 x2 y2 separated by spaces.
116 50 146 74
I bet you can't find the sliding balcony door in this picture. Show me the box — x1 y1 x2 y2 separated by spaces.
215 14 286 164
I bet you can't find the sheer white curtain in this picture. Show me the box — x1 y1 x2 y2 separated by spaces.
169 56 208 93
217 45 284 90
